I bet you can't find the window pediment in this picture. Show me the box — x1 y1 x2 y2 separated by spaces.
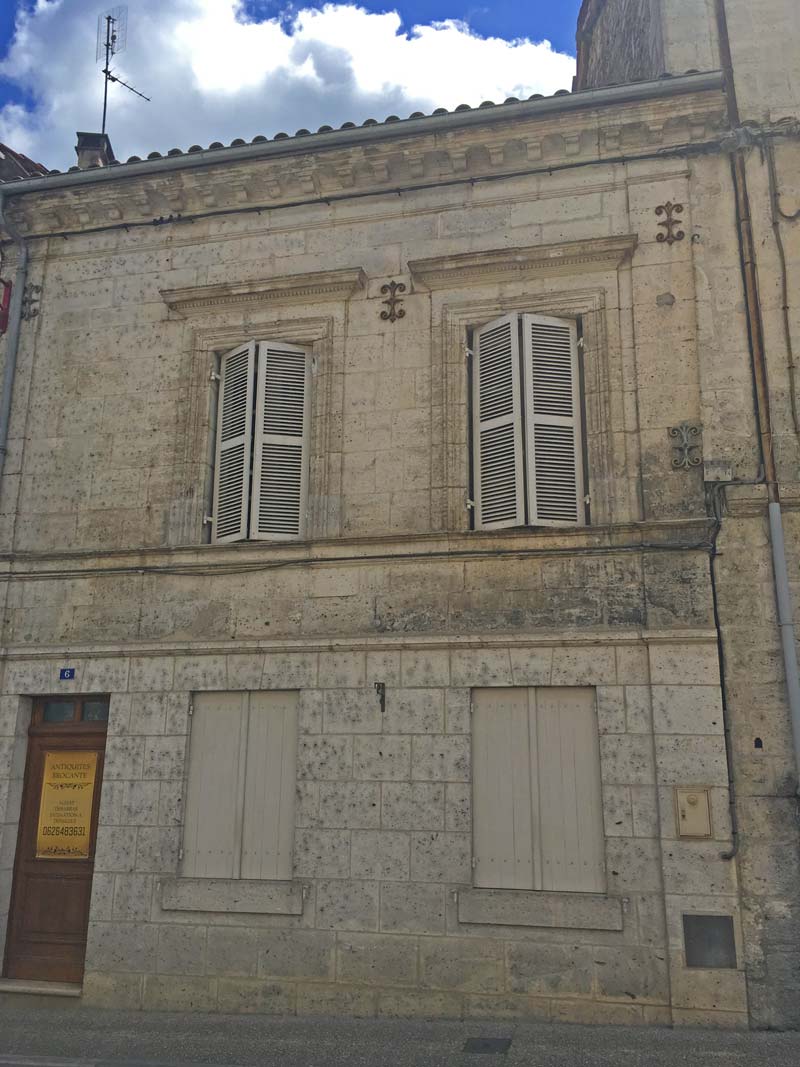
160 266 367 316
409 235 637 290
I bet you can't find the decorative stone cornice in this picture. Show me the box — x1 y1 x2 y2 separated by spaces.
160 267 367 315
409 234 638 289
3 88 726 241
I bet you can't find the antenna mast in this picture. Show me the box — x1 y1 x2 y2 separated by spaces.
96 6 150 134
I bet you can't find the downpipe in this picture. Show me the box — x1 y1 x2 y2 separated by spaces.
715 0 800 794
0 191 29 494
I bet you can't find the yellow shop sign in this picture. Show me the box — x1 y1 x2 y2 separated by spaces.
36 751 98 859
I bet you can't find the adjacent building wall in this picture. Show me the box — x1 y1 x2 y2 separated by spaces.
576 0 719 90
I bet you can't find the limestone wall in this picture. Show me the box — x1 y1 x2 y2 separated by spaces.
0 639 743 1023
0 81 785 1024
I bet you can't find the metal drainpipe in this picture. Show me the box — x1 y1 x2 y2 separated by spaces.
0 191 29 498
714 0 800 790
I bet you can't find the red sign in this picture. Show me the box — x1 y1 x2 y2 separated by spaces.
0 281 11 336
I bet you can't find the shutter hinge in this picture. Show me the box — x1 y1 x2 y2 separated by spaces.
465 495 475 511
465 347 474 361
178 847 184 861
471 856 477 869
583 494 591 505
577 337 585 349
203 515 215 525
209 369 221 382
188 702 194 718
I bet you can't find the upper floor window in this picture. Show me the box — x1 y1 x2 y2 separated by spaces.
212 340 311 543
472 313 586 531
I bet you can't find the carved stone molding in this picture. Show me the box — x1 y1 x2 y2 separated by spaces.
160 267 367 316
409 235 638 290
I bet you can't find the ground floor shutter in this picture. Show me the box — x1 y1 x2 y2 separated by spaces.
241 692 298 880
182 691 298 880
472 687 605 894
182 692 249 878
534 687 605 892
473 688 534 889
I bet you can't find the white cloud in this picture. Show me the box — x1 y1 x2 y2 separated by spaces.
0 0 575 171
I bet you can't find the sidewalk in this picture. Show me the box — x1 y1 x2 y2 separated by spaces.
1 1003 800 1067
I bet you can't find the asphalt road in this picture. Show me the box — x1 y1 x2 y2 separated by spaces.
1 1005 799 1067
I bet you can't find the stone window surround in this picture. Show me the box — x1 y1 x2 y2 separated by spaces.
415 235 638 533
162 268 368 546
164 241 637 545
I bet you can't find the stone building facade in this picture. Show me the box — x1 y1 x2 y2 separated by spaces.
0 0 798 1029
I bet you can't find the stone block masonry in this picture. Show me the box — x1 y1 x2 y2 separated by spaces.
0 638 747 1024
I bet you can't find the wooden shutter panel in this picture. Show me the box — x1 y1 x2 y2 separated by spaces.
182 693 249 878
473 315 525 530
534 688 605 893
212 342 256 543
241 692 298 880
251 342 311 541
522 314 584 526
473 688 535 890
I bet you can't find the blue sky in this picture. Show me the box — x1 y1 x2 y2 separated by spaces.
235 1 583 52
0 1 582 169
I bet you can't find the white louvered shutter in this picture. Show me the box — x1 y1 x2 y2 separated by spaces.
522 314 584 526
251 342 311 541
473 314 525 530
212 342 256 543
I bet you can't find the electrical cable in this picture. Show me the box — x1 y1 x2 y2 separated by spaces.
0 533 717 583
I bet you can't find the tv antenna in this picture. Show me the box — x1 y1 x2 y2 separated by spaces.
96 6 150 134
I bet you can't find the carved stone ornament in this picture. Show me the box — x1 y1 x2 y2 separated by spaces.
669 422 702 470
380 280 406 323
656 202 685 245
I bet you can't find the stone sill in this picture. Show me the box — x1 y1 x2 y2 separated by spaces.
0 978 81 997
458 888 624 931
160 877 305 915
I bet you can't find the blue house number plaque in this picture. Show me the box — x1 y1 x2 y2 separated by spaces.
59 668 75 680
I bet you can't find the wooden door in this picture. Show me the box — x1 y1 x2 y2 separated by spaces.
3 696 109 984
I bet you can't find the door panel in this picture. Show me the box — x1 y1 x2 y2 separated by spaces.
3 706 107 984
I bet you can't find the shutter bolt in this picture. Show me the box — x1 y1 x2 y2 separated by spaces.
374 681 386 713
209 369 221 382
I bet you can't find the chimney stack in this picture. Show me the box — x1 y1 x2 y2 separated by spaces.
75 132 116 169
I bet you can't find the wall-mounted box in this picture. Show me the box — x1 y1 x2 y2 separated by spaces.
675 787 712 838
